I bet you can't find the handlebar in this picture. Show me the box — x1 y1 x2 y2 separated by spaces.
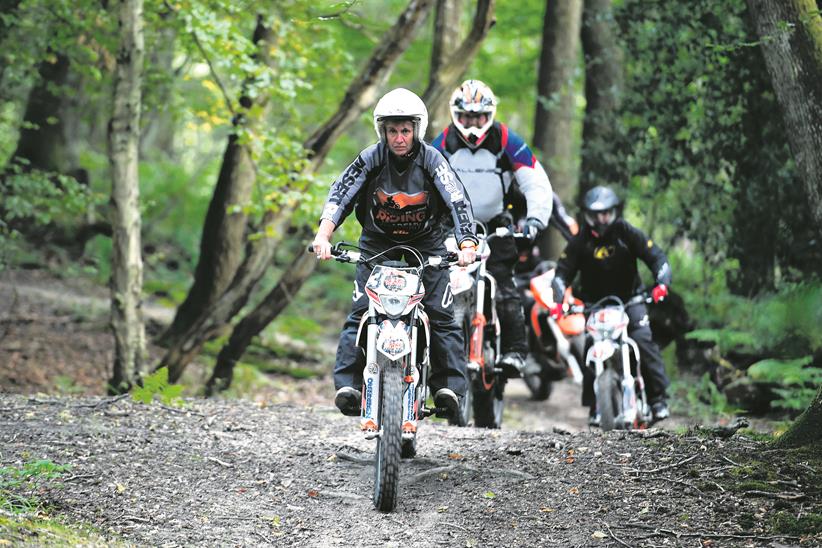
308 243 459 270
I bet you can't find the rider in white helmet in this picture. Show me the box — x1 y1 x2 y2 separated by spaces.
313 88 478 420
432 79 555 377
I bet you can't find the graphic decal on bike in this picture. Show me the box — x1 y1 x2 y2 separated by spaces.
372 187 430 236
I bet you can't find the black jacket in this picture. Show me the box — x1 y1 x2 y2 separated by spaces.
551 219 672 303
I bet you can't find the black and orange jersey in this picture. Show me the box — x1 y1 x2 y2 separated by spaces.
320 141 476 246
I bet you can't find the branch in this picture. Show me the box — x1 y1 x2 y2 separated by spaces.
421 0 496 108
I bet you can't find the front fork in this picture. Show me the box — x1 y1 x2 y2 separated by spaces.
361 304 422 439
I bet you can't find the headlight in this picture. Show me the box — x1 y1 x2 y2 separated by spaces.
380 294 410 316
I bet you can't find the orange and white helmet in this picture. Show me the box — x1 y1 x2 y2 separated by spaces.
373 88 428 142
449 79 497 147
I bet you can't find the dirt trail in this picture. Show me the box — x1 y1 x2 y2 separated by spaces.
1 270 819 546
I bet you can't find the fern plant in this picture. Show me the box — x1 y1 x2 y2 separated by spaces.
131 367 184 406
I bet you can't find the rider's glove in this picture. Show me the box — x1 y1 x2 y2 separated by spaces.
524 217 545 242
548 302 563 320
652 284 668 304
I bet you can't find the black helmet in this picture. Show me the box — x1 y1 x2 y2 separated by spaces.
582 186 620 238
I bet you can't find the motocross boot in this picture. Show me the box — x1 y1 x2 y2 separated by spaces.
334 387 362 417
497 300 529 378
434 388 460 419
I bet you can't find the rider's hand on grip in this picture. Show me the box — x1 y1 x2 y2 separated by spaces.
652 284 668 304
548 302 563 320
524 217 544 242
457 240 477 266
311 235 332 260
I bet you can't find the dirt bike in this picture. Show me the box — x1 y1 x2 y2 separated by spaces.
448 224 533 428
310 242 459 512
516 261 585 401
584 293 654 431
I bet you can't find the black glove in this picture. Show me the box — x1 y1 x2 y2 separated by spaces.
524 217 545 242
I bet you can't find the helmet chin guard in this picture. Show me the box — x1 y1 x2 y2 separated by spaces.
449 79 497 148
373 88 428 143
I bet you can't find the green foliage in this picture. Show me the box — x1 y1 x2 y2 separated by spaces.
748 357 822 411
613 0 818 292
131 367 185 406
0 459 70 513
670 372 740 421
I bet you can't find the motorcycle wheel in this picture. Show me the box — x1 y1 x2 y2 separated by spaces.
523 335 554 401
596 367 622 432
373 362 403 512
449 307 473 427
472 341 504 429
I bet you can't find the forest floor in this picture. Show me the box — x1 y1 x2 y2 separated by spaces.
1 269 820 546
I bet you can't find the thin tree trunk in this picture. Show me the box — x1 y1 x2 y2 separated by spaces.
157 16 274 349
203 0 496 392
579 0 624 198
746 0 822 240
533 0 583 260
159 0 436 382
108 0 146 393
427 0 463 132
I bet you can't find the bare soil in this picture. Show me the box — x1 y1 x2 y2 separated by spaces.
1 269 820 546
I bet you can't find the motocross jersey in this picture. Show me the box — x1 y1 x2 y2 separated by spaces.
431 121 552 226
551 218 672 303
320 141 476 245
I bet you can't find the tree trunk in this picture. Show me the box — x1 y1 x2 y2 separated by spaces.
427 0 463 132
159 0 436 382
107 0 146 393
774 385 822 449
420 0 496 125
533 0 583 260
746 0 822 240
9 53 71 173
157 16 274 349
579 0 625 198
201 0 495 392
206 230 315 395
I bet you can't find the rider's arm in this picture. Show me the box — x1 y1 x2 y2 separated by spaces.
319 144 380 230
624 221 672 287
551 238 581 303
501 125 553 226
423 145 477 248
548 193 579 242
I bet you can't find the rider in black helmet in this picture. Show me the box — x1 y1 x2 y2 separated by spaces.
550 186 673 425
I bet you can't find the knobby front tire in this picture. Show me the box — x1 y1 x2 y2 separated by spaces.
597 366 622 432
373 362 403 512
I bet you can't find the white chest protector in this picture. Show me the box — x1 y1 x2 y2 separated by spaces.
448 148 512 223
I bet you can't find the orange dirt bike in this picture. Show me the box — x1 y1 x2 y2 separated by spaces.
310 242 460 512
518 261 586 400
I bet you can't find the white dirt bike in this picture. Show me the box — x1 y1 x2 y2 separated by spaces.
584 293 654 431
312 242 459 512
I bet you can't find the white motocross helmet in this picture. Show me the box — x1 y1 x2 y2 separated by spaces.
449 79 497 148
373 88 429 143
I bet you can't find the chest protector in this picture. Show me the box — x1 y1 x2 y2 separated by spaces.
447 147 508 223
366 158 435 240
